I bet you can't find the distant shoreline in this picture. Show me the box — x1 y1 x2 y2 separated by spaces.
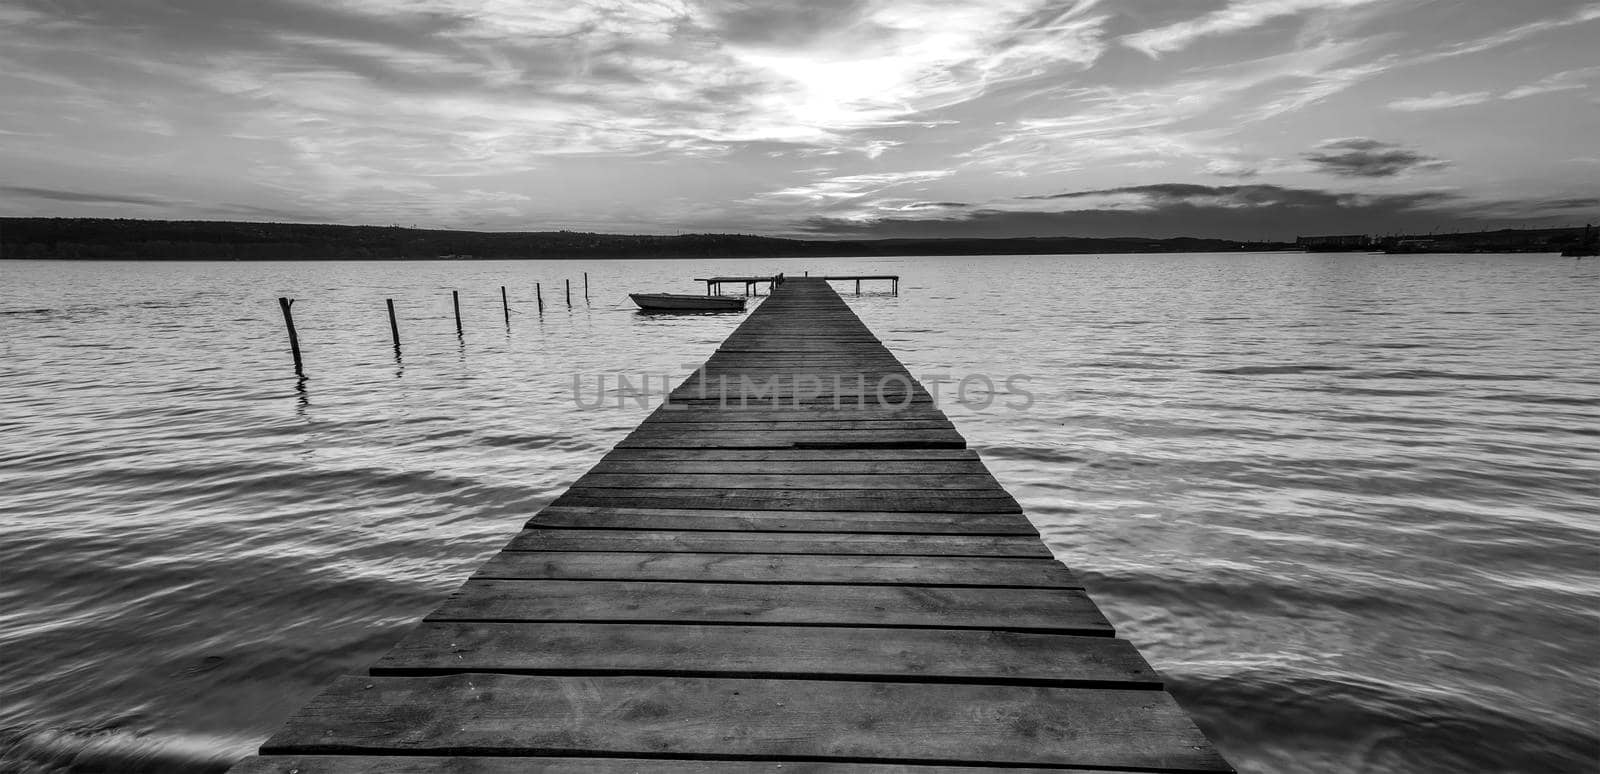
3 217 1587 260
0 217 1293 260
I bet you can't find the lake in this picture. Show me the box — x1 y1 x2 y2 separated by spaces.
1 253 1596 773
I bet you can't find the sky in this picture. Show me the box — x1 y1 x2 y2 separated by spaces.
0 0 1596 239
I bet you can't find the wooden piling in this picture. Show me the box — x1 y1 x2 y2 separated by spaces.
536 283 544 314
386 299 400 354
230 278 1231 774
501 286 510 327
584 272 590 305
277 297 303 376
566 279 571 308
452 290 463 336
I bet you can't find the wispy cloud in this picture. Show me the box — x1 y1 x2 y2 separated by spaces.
0 186 176 207
1503 65 1600 100
761 169 954 203
1388 90 1493 111
1122 0 1387 57
1422 2 1600 61
1391 66 1600 110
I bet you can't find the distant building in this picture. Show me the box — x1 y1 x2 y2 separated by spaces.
1296 234 1373 251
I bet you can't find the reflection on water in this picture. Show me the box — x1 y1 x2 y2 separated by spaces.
1 253 1597 773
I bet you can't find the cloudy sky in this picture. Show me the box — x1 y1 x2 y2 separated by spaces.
1 0 1596 239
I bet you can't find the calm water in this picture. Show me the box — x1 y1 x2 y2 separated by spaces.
1 253 1596 773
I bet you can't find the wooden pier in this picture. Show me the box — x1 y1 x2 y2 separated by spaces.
228 278 1229 773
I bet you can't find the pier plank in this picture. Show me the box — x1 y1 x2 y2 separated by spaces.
548 494 1022 512
232 757 1134 773
471 552 1081 586
373 622 1158 686
600 447 980 461
504 529 1052 556
425 579 1113 634
584 459 995 474
570 473 999 489
556 486 1018 500
256 675 1229 771
526 506 1037 533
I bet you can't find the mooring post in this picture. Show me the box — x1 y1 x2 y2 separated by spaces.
856 279 862 296
566 279 571 308
278 297 303 376
501 285 510 327
536 282 544 314
893 278 899 296
386 298 401 354
584 272 590 305
452 290 462 336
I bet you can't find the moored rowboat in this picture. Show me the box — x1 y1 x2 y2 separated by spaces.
629 293 747 311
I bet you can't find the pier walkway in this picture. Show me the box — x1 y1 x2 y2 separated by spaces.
228 278 1229 772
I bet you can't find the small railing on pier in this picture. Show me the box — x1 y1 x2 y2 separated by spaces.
695 273 899 296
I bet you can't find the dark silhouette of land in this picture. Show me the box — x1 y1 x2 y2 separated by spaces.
4 218 1588 260
1298 226 1594 254
0 218 1292 260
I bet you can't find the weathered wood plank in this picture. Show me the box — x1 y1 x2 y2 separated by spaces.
472 552 1080 586
231 756 1133 774
584 460 994 475
257 675 1230 770
549 493 1022 513
572 473 998 490
600 448 980 461
643 410 954 423
373 622 1156 687
528 506 1037 533
615 431 965 449
626 421 958 432
560 486 1014 499
426 580 1111 634
504 530 1053 556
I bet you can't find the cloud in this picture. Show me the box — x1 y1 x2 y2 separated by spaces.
1422 2 1600 61
1204 159 1262 178
760 169 955 203
1302 138 1450 178
1388 90 1493 111
0 0 1115 172
1015 182 1452 210
1122 0 1385 57
0 186 176 207
2 0 1596 234
1239 3 1600 120
1539 197 1600 210
797 182 1529 239
1502 65 1600 100
1391 67 1600 111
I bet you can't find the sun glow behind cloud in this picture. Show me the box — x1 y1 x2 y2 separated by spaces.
0 0 1594 237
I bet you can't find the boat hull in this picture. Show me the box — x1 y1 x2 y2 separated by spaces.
629 293 747 312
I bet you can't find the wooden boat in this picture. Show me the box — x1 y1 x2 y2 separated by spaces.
629 293 747 312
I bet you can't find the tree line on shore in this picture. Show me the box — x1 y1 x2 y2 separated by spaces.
0 218 1292 260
